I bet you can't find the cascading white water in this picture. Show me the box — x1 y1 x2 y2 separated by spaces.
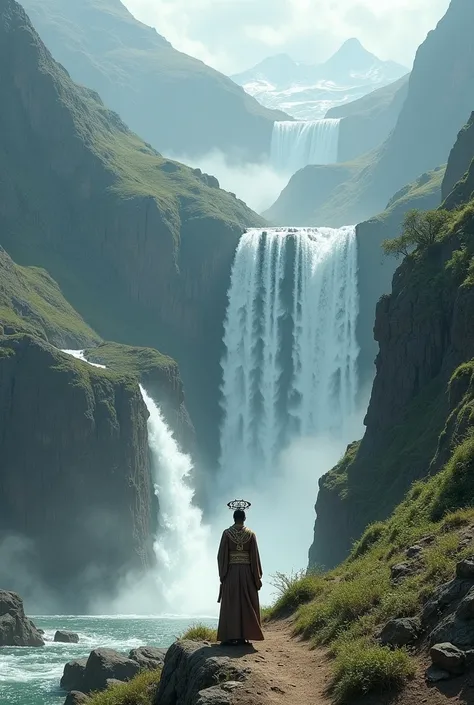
139 387 214 614
270 119 341 173
219 226 359 488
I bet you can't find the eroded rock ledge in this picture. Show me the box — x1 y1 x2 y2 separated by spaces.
155 641 250 705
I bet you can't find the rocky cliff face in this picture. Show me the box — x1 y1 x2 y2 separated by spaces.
0 334 152 611
20 0 289 161
310 121 474 569
443 112 474 204
0 0 264 466
328 74 410 163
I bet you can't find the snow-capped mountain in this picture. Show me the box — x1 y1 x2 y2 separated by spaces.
232 39 408 120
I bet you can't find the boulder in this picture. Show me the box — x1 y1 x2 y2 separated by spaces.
129 646 167 671
82 649 140 693
430 643 466 675
0 591 44 647
422 579 474 624
155 641 249 705
430 615 474 649
61 659 87 692
456 559 474 580
64 693 89 705
379 618 420 647
55 630 79 644
456 588 474 620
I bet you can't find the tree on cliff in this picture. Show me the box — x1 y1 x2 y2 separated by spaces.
382 208 451 258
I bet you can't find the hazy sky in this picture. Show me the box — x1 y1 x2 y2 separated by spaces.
123 0 451 75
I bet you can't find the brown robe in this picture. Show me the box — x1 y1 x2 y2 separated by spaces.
217 525 264 642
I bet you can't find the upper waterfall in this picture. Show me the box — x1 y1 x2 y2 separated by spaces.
219 226 359 489
270 119 341 173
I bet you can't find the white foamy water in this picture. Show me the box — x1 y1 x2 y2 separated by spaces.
270 119 341 173
219 226 359 488
139 387 217 616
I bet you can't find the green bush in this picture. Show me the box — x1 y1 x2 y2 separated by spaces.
179 623 217 642
87 670 161 705
267 570 325 618
351 522 385 559
382 208 451 258
331 640 415 703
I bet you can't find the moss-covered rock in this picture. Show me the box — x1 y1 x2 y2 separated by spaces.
0 334 152 610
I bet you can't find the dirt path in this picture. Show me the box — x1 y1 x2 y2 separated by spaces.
227 623 474 705
231 620 332 705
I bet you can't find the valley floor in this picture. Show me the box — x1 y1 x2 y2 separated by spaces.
231 622 474 705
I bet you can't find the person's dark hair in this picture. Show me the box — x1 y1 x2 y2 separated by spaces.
233 509 246 524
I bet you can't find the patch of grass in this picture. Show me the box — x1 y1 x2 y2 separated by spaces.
87 670 161 705
268 571 325 619
179 623 218 642
331 639 415 703
84 342 177 381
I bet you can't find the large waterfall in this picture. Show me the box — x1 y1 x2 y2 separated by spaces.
271 119 341 173
219 226 359 489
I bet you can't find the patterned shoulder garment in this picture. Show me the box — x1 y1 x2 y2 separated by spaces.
226 526 253 552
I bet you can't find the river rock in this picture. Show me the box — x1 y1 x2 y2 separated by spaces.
422 579 474 624
379 617 420 647
61 659 87 692
390 563 414 582
430 642 466 674
82 649 140 692
0 591 44 647
55 630 79 644
129 646 167 670
425 665 451 683
456 587 474 620
457 559 474 580
64 693 89 705
406 545 423 558
155 641 249 705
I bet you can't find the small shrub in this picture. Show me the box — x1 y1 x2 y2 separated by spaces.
331 640 415 703
382 208 451 258
87 669 161 705
179 623 217 642
268 570 325 617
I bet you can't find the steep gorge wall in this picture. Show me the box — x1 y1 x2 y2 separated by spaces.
0 0 263 468
0 335 152 611
310 116 474 568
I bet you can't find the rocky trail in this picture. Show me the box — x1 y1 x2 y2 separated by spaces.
157 619 474 705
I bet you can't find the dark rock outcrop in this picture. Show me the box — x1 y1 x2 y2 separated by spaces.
61 660 88 692
82 649 140 693
155 641 249 705
379 618 420 647
129 646 167 671
0 590 44 647
55 631 79 644
0 335 152 611
430 642 466 674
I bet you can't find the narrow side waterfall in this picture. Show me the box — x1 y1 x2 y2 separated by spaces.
139 387 214 614
270 119 341 173
219 226 359 489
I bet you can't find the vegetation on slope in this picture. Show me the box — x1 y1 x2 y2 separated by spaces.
179 624 218 642
87 670 161 705
267 424 474 701
0 247 99 347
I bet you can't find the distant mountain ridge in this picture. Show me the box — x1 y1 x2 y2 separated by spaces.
232 38 408 120
19 0 290 161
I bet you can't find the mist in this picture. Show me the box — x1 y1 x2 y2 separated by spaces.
166 149 290 214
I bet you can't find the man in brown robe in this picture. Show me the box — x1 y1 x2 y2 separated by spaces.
217 509 264 644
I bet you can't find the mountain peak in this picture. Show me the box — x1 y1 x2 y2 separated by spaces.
325 37 376 67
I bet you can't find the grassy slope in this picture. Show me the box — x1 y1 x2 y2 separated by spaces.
0 247 99 347
86 670 161 705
